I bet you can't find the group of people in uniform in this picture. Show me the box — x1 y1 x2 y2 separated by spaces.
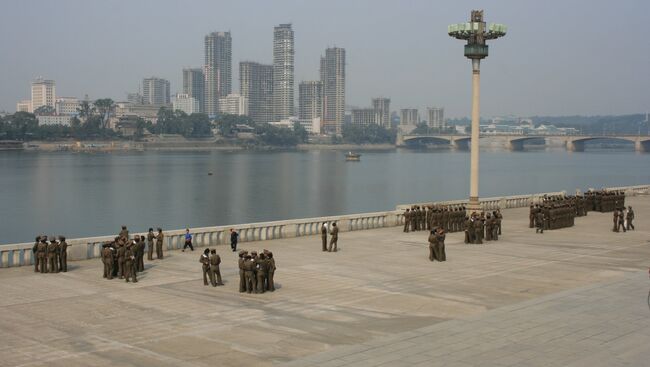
32 235 68 273
463 210 502 244
320 222 339 252
238 250 276 294
613 206 635 232
586 190 625 212
200 248 224 287
428 228 447 262
100 226 165 283
403 205 469 234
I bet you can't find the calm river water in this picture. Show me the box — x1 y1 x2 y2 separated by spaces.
1 148 648 244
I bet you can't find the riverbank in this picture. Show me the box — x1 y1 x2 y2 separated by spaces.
297 143 395 151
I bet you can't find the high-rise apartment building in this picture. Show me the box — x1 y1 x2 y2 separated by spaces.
240 61 274 124
204 31 232 116
182 68 205 113
142 77 170 105
298 81 322 121
372 98 391 128
427 107 445 129
400 108 419 125
272 24 294 120
320 48 345 134
31 78 56 112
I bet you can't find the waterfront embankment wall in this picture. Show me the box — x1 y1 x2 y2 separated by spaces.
1 185 648 268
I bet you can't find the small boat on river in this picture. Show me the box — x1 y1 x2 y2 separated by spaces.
345 152 361 161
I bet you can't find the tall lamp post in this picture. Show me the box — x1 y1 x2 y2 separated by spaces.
449 10 506 211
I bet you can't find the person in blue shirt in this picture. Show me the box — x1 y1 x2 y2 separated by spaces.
183 228 194 252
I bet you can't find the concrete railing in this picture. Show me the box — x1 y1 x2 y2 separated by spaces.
0 210 403 268
2 184 648 268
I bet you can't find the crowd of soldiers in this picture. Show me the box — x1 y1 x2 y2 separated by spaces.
464 210 502 244
586 190 625 212
403 205 469 233
199 248 224 287
238 249 276 294
100 226 165 283
32 235 68 273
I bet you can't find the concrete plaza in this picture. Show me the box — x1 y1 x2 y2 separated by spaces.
0 197 649 367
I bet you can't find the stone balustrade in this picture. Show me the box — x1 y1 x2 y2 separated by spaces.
1 184 648 268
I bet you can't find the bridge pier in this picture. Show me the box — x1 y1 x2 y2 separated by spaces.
635 139 650 152
452 138 470 150
566 140 585 152
509 140 525 151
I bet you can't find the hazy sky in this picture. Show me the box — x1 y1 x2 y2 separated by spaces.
1 0 648 117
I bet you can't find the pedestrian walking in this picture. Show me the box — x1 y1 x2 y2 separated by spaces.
230 228 239 252
183 229 194 252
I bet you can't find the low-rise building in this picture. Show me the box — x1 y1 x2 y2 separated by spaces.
172 94 199 115
218 93 248 116
55 97 81 115
16 100 32 113
37 114 73 126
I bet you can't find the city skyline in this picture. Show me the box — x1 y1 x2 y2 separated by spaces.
0 0 648 117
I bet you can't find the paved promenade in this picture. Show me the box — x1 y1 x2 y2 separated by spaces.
1 197 649 367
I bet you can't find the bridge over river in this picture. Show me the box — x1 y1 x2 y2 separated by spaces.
397 133 650 151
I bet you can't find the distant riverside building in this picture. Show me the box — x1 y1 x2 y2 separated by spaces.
55 97 80 115
31 78 56 112
298 81 322 121
182 68 205 113
126 93 143 105
172 94 199 115
114 102 160 123
351 108 375 126
16 100 32 113
273 24 295 120
142 77 170 105
320 47 345 134
372 98 391 128
400 108 419 125
240 61 273 123
204 31 232 116
427 107 445 129
218 93 248 116
37 114 72 126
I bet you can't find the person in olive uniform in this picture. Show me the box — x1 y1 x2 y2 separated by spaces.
243 254 257 293
119 225 129 240
124 243 137 283
155 228 164 259
626 206 635 230
495 209 503 235
117 241 126 279
617 209 626 232
238 251 247 292
209 249 223 286
256 253 268 293
266 250 276 292
58 236 68 272
137 235 145 272
613 209 620 232
328 222 339 252
428 230 438 261
535 211 545 233
32 236 42 272
102 243 114 279
47 237 59 273
435 228 447 262
403 209 411 232
321 223 328 251
200 248 210 286
463 217 472 244
147 228 155 260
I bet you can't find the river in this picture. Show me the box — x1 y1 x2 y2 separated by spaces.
1 148 648 244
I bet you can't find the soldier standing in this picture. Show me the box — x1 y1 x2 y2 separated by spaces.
321 223 328 250
243 254 256 293
612 209 619 232
428 230 438 261
117 241 126 279
200 249 210 286
485 214 493 241
137 236 145 272
529 205 535 228
463 216 471 244
47 237 59 273
102 243 114 279
403 210 410 233
119 225 129 240
626 206 635 230
617 209 626 232
435 228 447 262
473 216 483 244
58 236 68 272
328 222 339 252
266 250 276 292
238 251 247 292
495 209 503 235
124 243 137 283
32 236 41 272
536 211 545 233
37 237 48 273
256 253 268 293
146 228 155 260
155 228 164 259
209 249 223 286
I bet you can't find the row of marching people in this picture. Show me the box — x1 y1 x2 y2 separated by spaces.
404 205 469 233
585 190 625 213
32 235 68 273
